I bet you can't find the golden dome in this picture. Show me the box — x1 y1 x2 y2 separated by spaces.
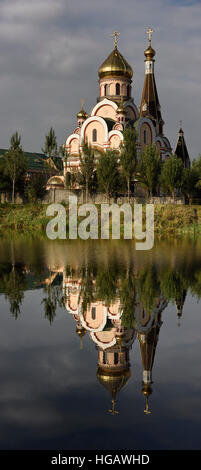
77 106 88 120
97 367 131 398
76 326 86 338
98 47 133 79
144 45 156 60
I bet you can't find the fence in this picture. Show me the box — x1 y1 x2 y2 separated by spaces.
0 189 187 205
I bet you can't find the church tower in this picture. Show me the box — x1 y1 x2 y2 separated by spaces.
174 126 190 168
140 28 164 135
134 29 172 160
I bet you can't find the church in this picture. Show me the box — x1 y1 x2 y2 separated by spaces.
48 29 190 190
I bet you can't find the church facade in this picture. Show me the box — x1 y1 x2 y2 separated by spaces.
63 29 173 180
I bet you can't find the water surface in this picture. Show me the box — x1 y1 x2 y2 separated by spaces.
0 237 201 450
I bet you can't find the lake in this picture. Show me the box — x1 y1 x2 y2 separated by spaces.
0 237 201 450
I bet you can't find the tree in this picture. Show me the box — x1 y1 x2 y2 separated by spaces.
2 263 26 319
137 144 161 198
191 155 201 195
65 170 76 190
4 131 27 203
120 127 137 201
25 173 47 203
160 155 184 199
97 150 119 202
79 140 95 201
42 127 58 159
181 166 199 204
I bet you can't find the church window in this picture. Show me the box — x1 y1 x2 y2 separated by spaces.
144 130 147 144
114 352 118 364
103 351 106 364
91 306 96 319
104 84 110 96
92 129 97 142
116 83 120 95
127 84 130 97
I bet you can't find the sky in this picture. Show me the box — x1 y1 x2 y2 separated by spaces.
0 0 200 160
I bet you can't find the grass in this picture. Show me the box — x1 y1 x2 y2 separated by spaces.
0 203 201 237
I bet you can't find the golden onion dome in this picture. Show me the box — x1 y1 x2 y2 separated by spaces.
98 47 133 79
144 44 156 60
77 107 88 120
97 367 131 398
76 326 86 338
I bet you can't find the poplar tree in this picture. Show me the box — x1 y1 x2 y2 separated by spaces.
137 144 161 198
97 150 119 202
79 140 95 202
4 131 27 204
160 155 184 199
120 127 137 202
42 127 58 159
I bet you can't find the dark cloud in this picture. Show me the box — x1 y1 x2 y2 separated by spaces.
0 0 200 158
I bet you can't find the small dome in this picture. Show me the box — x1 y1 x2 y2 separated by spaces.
46 175 64 186
77 107 88 120
144 45 156 60
98 47 133 79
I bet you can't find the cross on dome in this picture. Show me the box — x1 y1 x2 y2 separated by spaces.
146 27 155 44
110 31 120 49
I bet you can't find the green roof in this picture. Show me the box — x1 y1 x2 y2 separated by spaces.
0 149 63 173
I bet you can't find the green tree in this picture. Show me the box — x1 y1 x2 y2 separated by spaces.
181 166 199 204
42 127 58 159
120 127 137 201
137 144 161 198
3 264 26 319
120 272 136 328
191 155 201 195
97 150 119 201
160 155 184 199
4 131 27 203
79 140 95 201
25 173 47 203
65 170 76 190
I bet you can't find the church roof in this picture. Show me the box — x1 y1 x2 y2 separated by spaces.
140 73 162 124
98 46 133 80
174 128 190 168
0 149 63 173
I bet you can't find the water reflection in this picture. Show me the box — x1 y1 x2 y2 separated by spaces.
0 239 201 419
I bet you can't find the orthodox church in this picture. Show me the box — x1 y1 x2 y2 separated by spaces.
47 28 190 190
63 28 173 180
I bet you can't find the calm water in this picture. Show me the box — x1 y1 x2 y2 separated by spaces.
0 237 201 450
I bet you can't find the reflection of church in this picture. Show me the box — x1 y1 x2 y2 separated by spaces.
63 270 168 415
47 28 190 190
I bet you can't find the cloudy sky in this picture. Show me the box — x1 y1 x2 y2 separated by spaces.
0 0 200 159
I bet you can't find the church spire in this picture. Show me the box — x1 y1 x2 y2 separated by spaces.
140 29 163 134
174 125 190 168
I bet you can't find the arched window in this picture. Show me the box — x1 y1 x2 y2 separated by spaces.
92 128 97 142
144 129 147 144
127 84 130 97
103 351 106 364
91 306 96 319
114 352 119 365
116 83 120 95
104 84 109 96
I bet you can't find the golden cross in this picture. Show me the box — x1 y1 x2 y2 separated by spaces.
109 399 119 415
80 97 85 109
146 27 155 44
110 31 120 48
144 397 151 415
